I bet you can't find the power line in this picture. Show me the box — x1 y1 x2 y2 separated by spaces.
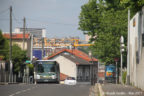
0 8 9 15
12 13 23 25
0 18 9 20
27 18 78 26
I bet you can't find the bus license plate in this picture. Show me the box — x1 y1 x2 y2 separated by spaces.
44 80 48 82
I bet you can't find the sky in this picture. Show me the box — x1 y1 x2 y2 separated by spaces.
0 0 88 40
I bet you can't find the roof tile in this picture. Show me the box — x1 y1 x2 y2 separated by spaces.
46 49 98 62
3 33 30 39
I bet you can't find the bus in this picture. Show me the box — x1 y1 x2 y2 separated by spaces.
34 60 60 83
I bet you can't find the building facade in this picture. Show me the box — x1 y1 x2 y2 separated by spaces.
45 49 98 82
15 28 46 38
129 7 144 90
3 33 32 58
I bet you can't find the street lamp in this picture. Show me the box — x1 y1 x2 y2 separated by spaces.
89 51 95 85
114 58 119 84
120 36 125 84
32 56 37 84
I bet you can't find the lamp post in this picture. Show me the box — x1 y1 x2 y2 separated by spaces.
114 58 119 84
120 36 125 84
127 8 130 85
32 56 37 84
89 51 94 85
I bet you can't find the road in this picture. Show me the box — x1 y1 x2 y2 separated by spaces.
0 83 91 96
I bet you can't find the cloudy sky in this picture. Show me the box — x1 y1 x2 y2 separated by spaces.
0 0 88 39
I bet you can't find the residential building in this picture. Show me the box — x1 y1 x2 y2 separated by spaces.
129 7 144 90
3 33 32 58
45 49 98 82
15 28 46 38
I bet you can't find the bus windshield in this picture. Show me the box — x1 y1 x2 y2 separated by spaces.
37 61 56 73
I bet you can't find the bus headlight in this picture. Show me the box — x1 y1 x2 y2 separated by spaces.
51 75 56 79
37 74 40 79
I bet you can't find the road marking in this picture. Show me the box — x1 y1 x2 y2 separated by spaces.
21 90 26 92
9 94 15 96
9 86 37 96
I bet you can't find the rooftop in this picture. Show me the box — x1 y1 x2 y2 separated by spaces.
46 49 98 62
61 54 92 65
3 33 30 39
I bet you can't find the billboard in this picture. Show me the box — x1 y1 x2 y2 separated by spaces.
105 65 116 78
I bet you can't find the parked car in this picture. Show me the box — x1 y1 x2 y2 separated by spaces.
64 77 77 85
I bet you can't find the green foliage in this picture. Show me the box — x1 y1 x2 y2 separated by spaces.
0 30 9 59
27 64 34 76
78 46 90 54
120 0 144 16
79 0 128 64
0 30 28 74
122 71 127 84
12 44 28 74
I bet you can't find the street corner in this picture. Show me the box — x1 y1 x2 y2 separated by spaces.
89 83 100 96
98 83 105 96
99 83 144 96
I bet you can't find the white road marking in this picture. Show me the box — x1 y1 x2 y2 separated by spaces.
15 91 21 94
9 86 37 96
9 94 15 96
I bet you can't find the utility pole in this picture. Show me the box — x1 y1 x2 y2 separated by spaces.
9 6 13 82
120 36 125 84
42 37 44 59
116 61 118 84
89 51 94 85
127 9 130 85
114 58 119 84
30 35 33 61
23 17 26 50
120 53 123 83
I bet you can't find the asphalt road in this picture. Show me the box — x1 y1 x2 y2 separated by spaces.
0 83 91 96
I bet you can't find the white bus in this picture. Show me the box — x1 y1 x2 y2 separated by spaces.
34 60 60 83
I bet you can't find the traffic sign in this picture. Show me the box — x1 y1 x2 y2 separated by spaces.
25 60 31 63
114 58 119 62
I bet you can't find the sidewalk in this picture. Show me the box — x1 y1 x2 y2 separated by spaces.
99 83 144 96
0 82 8 85
89 84 99 96
0 82 19 85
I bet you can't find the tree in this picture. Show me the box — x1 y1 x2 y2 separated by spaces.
11 44 28 74
120 0 144 16
78 46 90 54
79 0 128 64
79 0 100 40
0 30 28 74
92 9 128 64
0 30 9 60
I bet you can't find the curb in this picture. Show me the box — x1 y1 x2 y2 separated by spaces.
0 82 8 85
98 83 105 96
60 81 64 84
8 82 19 84
0 82 19 85
89 84 98 96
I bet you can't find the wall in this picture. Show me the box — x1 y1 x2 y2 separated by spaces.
12 39 31 58
129 8 144 90
50 55 77 78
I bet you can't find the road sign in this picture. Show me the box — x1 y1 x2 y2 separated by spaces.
25 60 31 64
114 58 119 62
